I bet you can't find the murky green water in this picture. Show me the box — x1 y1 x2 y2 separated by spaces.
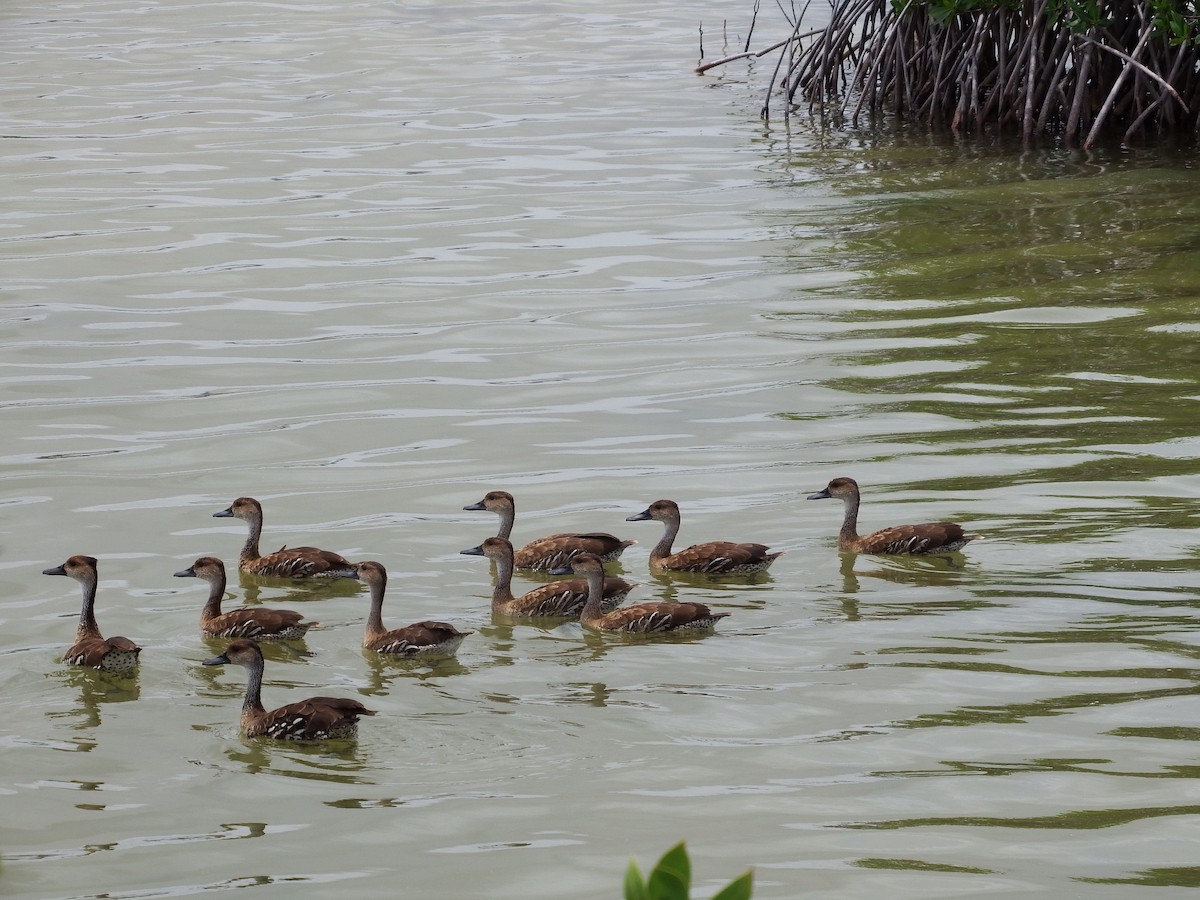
4 1 1200 897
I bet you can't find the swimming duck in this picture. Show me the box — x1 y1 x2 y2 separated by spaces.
43 555 141 673
625 499 781 574
806 476 981 554
463 490 635 571
175 556 318 641
202 638 374 740
460 536 634 617
213 496 357 578
349 561 471 657
553 553 729 633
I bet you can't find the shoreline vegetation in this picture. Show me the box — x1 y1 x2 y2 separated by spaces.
699 0 1200 147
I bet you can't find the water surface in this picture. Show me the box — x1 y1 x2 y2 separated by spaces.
4 1 1200 898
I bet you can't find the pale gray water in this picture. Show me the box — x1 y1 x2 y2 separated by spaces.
5 1 1200 898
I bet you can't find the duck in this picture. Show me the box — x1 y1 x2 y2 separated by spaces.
552 553 730 633
213 496 357 578
625 499 781 574
174 556 318 641
202 638 374 740
43 555 141 673
349 560 471 657
463 490 635 571
460 536 635 617
806 476 981 554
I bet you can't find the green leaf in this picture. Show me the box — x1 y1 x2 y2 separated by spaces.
712 870 755 900
646 842 691 899
624 860 649 900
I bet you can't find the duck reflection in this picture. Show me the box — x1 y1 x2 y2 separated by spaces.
198 634 314 665
645 566 775 590
222 739 366 777
640 571 771 614
558 622 726 662
838 550 974 593
559 681 613 707
237 571 363 605
359 647 470 695
52 666 141 731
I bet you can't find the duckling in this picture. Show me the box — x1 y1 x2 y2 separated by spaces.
460 536 634 617
807 476 981 554
175 556 318 641
43 555 141 673
553 553 729 633
213 496 357 578
349 561 470 657
202 638 373 739
626 499 781 574
463 490 635 571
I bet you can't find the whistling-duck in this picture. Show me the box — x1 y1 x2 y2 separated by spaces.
43 555 141 673
460 536 634 617
807 476 981 554
202 638 374 739
175 556 318 641
213 496 356 578
552 553 730 633
625 499 781 574
463 490 635 571
349 561 471 657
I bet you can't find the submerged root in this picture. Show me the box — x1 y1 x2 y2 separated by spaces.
700 0 1200 147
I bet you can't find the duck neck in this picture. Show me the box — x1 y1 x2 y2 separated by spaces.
240 512 263 563
579 567 606 625
200 572 228 622
649 517 680 562
76 573 101 640
365 577 388 643
839 493 861 543
494 506 515 541
242 656 267 716
491 551 516 606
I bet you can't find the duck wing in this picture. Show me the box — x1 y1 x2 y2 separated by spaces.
857 523 974 555
666 541 778 573
259 697 375 740
368 621 470 656
252 546 356 578
514 532 634 570
596 601 729 633
64 635 141 670
205 607 313 639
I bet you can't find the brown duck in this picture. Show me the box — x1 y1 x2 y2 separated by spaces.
202 638 374 740
43 555 141 673
807 476 981 554
350 561 471 657
463 490 635 571
175 556 318 641
460 536 634 617
213 496 357 578
552 553 730 633
626 499 781 574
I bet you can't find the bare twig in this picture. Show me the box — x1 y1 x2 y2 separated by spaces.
745 0 761 53
696 33 817 75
